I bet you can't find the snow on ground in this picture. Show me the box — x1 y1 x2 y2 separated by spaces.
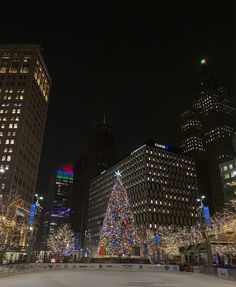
0 270 235 287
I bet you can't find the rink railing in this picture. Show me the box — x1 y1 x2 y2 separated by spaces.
0 263 235 281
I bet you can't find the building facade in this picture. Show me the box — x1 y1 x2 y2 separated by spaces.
87 141 199 246
36 163 74 251
219 158 236 204
49 163 74 233
180 61 236 212
0 45 51 206
71 118 116 249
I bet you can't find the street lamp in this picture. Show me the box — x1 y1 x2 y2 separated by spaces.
197 195 213 266
35 194 44 208
26 194 44 263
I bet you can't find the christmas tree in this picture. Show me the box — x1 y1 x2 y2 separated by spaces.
98 171 139 256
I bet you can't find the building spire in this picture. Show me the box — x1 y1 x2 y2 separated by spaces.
103 112 106 125
200 58 208 76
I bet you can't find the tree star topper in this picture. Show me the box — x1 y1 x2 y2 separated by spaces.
115 170 122 177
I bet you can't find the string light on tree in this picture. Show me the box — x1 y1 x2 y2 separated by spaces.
47 224 75 259
98 171 139 256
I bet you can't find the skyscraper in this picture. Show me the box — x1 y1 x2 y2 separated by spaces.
36 163 74 251
0 45 51 206
180 59 236 212
71 117 116 249
49 163 74 232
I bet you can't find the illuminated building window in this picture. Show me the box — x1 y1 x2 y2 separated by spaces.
0 57 9 73
1 156 6 161
20 57 30 73
224 173 229 179
231 171 236 178
7 156 11 161
9 58 20 73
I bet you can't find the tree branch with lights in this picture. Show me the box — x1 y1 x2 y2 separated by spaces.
0 190 27 263
47 224 75 261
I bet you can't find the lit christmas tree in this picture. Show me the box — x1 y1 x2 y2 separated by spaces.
98 171 139 256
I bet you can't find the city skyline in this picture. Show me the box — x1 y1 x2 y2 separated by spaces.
0 2 234 194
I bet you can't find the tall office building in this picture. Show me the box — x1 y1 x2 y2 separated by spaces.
71 118 116 249
180 60 236 212
36 163 74 251
0 45 51 206
49 163 74 233
87 141 199 246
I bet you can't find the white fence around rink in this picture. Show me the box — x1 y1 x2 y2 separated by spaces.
0 263 178 277
0 263 235 281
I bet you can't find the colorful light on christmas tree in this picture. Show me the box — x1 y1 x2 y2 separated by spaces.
98 171 139 256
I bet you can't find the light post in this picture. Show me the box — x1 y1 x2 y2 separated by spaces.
26 194 44 263
197 195 213 266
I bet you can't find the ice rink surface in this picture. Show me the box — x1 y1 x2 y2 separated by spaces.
0 270 235 287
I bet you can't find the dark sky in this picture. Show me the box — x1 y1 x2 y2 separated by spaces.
1 1 235 194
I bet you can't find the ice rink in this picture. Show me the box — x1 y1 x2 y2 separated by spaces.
0 270 234 287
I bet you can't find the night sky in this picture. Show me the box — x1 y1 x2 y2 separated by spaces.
1 1 235 194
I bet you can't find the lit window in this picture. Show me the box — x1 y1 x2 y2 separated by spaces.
20 57 30 73
231 171 236 178
0 57 9 73
10 139 14 144
9 58 20 73
224 173 230 179
7 156 11 161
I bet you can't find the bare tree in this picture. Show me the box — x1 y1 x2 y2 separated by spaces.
47 224 75 262
0 190 27 263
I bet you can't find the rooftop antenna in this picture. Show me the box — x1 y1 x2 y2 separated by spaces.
103 112 106 124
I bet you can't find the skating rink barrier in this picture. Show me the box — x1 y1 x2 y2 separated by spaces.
0 263 235 281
